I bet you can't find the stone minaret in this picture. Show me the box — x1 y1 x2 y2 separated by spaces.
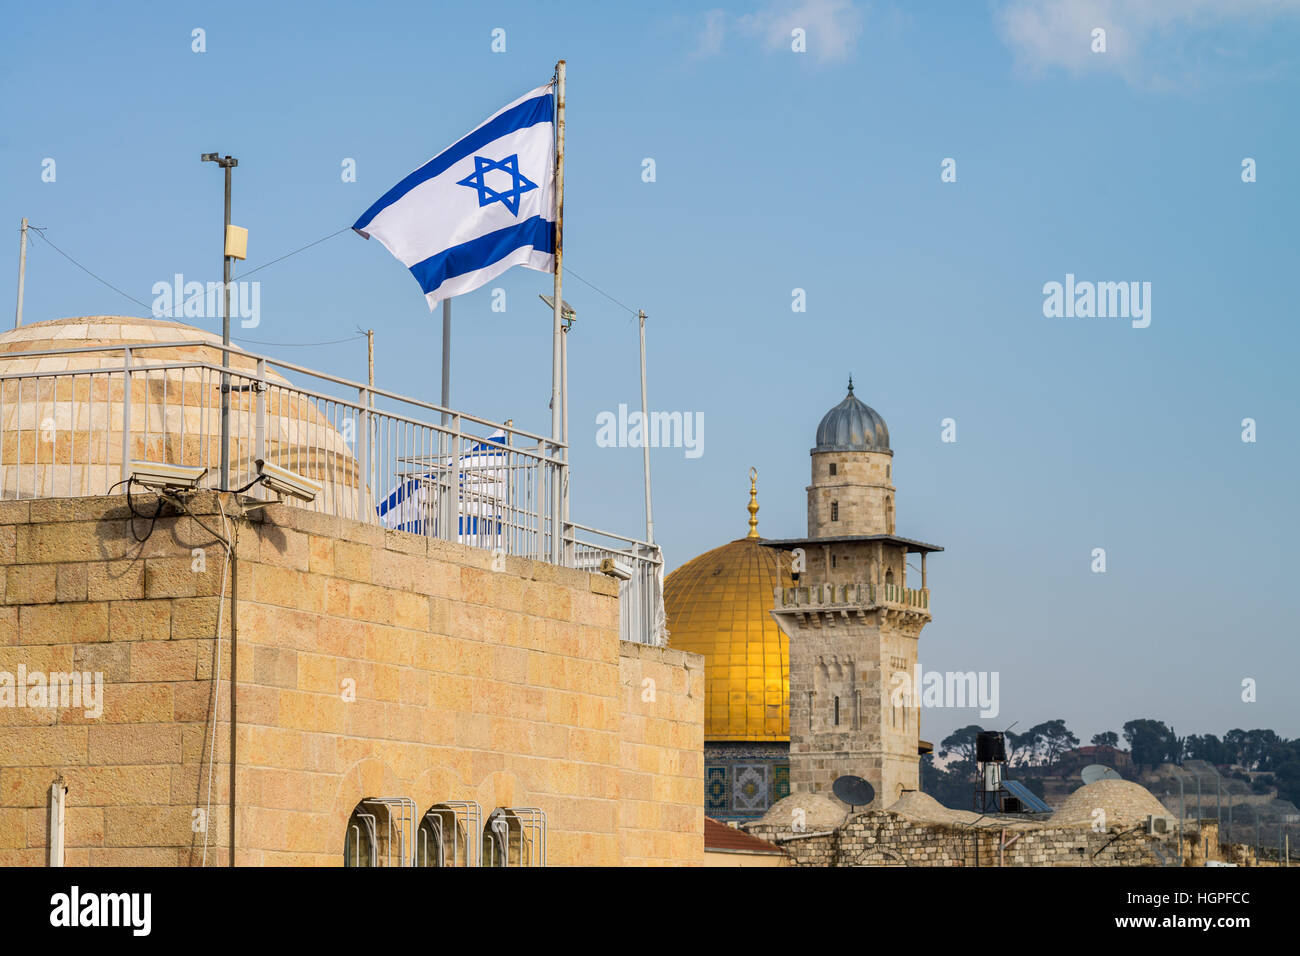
765 379 941 808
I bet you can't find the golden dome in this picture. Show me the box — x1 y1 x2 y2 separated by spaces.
665 471 793 742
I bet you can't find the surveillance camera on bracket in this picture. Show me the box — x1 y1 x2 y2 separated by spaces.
599 558 633 581
255 459 322 503
129 461 207 493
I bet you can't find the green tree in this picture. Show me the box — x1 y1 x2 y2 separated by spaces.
1008 728 1041 767
1123 719 1180 766
1186 734 1231 765
1091 731 1119 748
939 724 984 770
1030 719 1079 767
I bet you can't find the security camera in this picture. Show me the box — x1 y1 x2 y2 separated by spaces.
130 461 207 493
255 459 322 503
599 558 633 581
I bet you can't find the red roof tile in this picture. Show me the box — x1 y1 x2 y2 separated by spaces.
704 817 783 855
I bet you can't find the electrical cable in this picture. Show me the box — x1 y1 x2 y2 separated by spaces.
200 495 234 867
28 224 646 342
562 264 638 316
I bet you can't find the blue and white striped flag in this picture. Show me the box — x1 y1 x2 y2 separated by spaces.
375 429 509 540
353 82 556 309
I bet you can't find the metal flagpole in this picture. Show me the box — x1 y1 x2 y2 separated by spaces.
441 298 453 544
14 218 28 328
638 309 654 544
550 59 566 565
441 300 451 421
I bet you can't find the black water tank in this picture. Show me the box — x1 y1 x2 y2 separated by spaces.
976 731 1006 763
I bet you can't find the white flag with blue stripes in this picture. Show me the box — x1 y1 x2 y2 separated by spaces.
353 82 556 309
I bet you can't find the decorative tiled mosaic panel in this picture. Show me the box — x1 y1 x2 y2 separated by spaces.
706 766 729 816
733 764 770 813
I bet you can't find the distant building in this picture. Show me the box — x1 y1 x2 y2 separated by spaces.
666 381 939 820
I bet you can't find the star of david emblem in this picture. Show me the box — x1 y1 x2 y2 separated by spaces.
457 154 538 216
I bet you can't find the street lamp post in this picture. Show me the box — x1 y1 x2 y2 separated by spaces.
201 152 238 490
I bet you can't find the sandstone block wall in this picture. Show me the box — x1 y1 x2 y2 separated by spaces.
617 642 705 865
0 493 703 867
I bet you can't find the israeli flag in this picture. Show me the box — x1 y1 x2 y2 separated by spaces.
375 429 510 542
353 83 556 309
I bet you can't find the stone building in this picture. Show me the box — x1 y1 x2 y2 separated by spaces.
747 780 1238 867
665 382 938 820
0 316 704 866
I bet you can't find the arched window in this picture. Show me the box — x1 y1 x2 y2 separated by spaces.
344 797 416 867
344 804 377 867
885 568 895 585
418 803 478 867
481 808 547 867
834 696 840 725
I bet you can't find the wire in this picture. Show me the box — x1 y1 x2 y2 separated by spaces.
231 333 365 348
201 495 234 868
562 265 638 316
26 227 156 313
237 227 351 279
28 225 365 348
123 479 165 543
29 224 645 339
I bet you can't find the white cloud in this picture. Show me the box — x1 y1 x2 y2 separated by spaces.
694 0 866 64
692 9 728 59
996 0 1300 85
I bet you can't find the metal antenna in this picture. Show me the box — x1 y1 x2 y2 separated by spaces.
14 218 28 328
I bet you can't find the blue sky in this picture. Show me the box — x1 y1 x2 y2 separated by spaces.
2 0 1297 746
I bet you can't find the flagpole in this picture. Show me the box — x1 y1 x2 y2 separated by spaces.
441 299 451 422
550 59 566 565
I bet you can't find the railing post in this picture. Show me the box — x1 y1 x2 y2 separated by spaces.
255 358 267 498
119 347 132 484
450 414 461 544
357 387 369 522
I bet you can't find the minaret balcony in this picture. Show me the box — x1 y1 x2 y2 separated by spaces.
772 582 931 625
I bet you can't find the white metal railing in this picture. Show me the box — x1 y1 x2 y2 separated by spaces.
0 339 664 644
568 522 667 646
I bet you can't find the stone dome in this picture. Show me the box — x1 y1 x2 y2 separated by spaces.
0 316 361 512
755 791 846 830
665 475 793 742
1049 779 1169 828
813 378 890 454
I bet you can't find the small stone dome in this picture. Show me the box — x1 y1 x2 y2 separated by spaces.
756 791 846 831
813 378 890 453
1050 779 1169 828
0 316 361 512
888 790 959 823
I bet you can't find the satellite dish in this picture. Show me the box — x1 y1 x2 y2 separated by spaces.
1081 764 1121 785
832 775 876 810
